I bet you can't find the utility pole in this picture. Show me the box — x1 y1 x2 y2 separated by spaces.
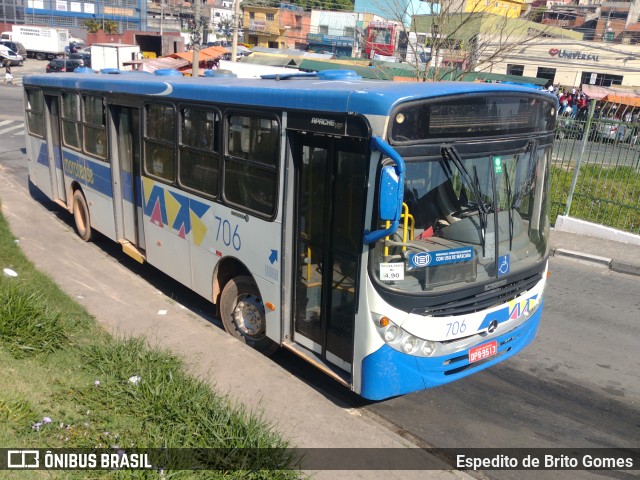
192 0 202 77
231 0 241 62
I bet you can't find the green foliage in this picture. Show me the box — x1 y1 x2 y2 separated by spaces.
0 280 69 358
81 19 119 34
551 164 640 233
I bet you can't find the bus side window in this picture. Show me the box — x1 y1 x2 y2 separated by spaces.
144 103 176 183
25 88 45 138
224 114 278 216
179 106 219 197
61 92 81 150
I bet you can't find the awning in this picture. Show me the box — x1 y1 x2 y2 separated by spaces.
123 57 188 72
601 93 640 107
200 46 230 57
168 50 216 62
580 84 616 100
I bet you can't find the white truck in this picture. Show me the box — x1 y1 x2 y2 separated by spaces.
1 26 84 60
90 44 141 71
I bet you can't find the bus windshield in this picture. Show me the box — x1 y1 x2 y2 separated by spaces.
372 142 550 294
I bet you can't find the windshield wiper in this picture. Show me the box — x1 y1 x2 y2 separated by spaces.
442 146 489 255
504 166 514 250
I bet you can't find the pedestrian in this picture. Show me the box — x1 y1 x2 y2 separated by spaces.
4 61 13 85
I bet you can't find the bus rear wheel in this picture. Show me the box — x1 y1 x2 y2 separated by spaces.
220 276 278 355
73 190 93 242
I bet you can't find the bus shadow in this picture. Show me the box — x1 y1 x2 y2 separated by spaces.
27 179 373 409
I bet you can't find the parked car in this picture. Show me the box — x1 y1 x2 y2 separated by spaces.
69 51 91 68
555 117 585 140
593 120 635 143
0 39 27 59
45 58 84 73
0 46 24 66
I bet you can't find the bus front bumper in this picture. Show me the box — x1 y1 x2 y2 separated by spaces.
359 302 543 400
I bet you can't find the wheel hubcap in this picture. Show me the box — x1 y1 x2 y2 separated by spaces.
232 294 265 337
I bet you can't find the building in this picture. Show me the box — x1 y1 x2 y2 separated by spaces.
242 4 310 50
1 0 148 34
307 10 357 57
354 0 434 27
478 39 640 86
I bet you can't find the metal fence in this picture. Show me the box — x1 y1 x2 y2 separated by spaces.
550 99 640 234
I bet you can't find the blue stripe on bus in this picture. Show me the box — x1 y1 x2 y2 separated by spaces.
36 143 48 167
121 170 134 204
62 151 113 198
360 303 543 400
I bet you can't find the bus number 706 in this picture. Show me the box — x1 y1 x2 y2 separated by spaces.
215 216 241 251
446 320 467 337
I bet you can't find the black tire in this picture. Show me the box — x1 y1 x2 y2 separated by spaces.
35 52 46 61
73 190 93 242
220 276 278 355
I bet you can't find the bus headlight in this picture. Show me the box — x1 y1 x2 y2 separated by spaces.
421 341 435 356
372 313 438 357
384 325 399 342
402 336 418 353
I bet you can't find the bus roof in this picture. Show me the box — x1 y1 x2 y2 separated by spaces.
23 71 551 117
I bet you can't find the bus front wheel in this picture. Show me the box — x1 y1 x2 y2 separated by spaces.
73 190 93 242
220 276 278 355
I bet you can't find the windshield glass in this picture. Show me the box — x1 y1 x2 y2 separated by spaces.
372 144 550 294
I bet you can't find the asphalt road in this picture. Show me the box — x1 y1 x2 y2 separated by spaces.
1 84 639 479
365 257 640 479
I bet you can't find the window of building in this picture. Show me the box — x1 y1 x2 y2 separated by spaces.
225 114 278 216
506 64 525 76
319 25 329 34
266 13 274 21
83 95 107 160
61 92 81 150
144 103 176 182
249 12 255 19
581 71 623 87
179 107 220 198
536 66 556 83
25 89 44 138
344 26 355 37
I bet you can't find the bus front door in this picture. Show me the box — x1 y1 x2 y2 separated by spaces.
109 105 146 257
44 95 66 204
292 132 367 372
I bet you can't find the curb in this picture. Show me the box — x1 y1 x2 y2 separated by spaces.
552 248 640 277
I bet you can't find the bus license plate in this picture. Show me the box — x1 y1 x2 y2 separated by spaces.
469 341 497 363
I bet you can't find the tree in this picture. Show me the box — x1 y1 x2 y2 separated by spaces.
365 0 569 81
82 19 119 34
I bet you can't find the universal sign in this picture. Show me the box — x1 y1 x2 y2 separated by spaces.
548 48 599 62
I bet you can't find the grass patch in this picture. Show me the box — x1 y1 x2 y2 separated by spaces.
0 206 301 479
550 164 640 233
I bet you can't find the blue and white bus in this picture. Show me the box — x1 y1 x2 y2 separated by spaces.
23 68 555 400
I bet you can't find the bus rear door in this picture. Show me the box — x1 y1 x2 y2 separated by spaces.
44 94 66 205
108 105 146 261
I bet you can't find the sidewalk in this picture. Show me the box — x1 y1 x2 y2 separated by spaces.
551 217 640 277
1 170 639 479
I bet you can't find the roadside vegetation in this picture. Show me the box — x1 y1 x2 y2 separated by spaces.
550 164 640 233
0 207 301 479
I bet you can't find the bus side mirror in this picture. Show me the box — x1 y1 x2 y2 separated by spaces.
379 165 401 221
